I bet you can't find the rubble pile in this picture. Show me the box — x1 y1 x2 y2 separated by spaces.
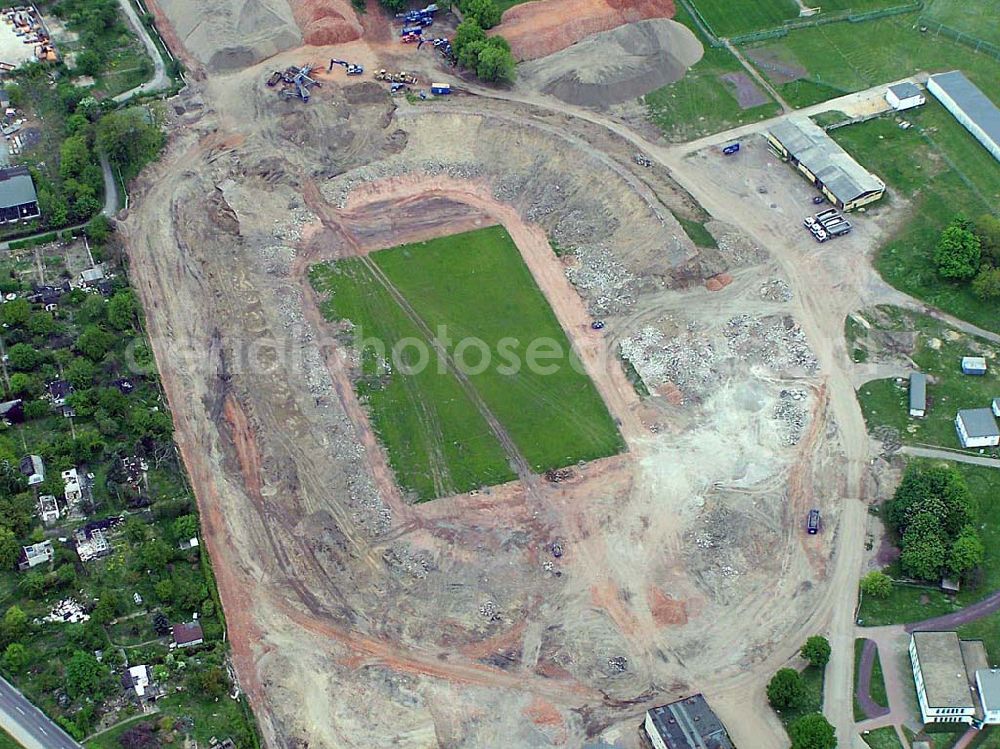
759 279 792 302
723 314 818 373
711 224 767 267
479 600 501 621
619 324 718 402
873 425 902 455
564 245 638 314
382 544 432 578
606 655 628 673
773 389 808 446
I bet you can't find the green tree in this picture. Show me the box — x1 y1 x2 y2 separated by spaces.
476 37 516 82
6 373 38 397
1 642 28 673
154 578 174 603
108 291 137 331
75 325 115 362
972 267 1000 299
948 527 985 577
60 135 91 180
172 514 199 542
900 528 947 580
767 668 805 710
19 570 46 597
0 529 18 570
0 298 30 327
123 517 148 544
2 606 27 643
189 666 227 698
27 311 57 337
453 18 486 51
934 219 982 280
95 108 165 178
74 49 102 77
458 39 485 70
975 213 1000 265
800 635 831 668
6 343 39 372
86 214 112 245
65 650 110 699
860 570 891 599
460 0 501 28
66 358 97 390
788 714 836 749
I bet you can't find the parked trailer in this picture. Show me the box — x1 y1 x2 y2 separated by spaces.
401 26 423 35
431 83 451 95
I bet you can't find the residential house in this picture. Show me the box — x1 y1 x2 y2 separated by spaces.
37 494 60 524
121 665 156 702
62 468 82 502
956 408 1000 449
171 621 204 649
0 166 40 223
17 541 53 571
0 398 23 424
46 379 73 406
18 454 43 485
74 525 110 562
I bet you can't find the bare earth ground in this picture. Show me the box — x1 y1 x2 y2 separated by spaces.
118 8 921 748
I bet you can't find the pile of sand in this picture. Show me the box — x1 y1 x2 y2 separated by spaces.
492 0 676 61
290 0 363 46
518 19 702 108
157 0 302 71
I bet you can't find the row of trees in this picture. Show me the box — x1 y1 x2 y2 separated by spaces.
886 463 983 581
766 636 836 749
934 214 1000 299
452 18 516 83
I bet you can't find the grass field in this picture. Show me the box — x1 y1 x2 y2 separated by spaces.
744 12 1000 108
0 730 21 749
310 225 624 501
923 0 1000 47
644 5 780 141
853 638 888 721
831 101 1000 333
854 309 1000 450
858 462 1000 631
862 727 904 749
689 0 798 38
775 664 826 727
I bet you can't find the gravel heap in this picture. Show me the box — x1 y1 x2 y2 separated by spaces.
773 388 808 446
759 279 792 302
619 323 717 402
723 314 818 373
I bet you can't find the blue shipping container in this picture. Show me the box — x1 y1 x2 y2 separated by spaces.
431 83 450 95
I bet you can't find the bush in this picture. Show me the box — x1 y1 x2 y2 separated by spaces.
767 668 805 710
860 570 891 599
450 18 516 83
934 216 981 280
800 636 831 668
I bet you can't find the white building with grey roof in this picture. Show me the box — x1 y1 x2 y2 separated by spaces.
887 81 925 111
928 71 1000 163
910 632 977 724
956 408 1000 449
977 669 1000 724
767 118 885 211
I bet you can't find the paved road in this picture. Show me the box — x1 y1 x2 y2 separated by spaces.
905 588 1000 632
112 0 170 103
855 638 890 721
901 445 1000 469
0 675 81 749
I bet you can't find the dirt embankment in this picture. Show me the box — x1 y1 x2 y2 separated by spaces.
517 18 702 108
289 0 363 45
493 0 676 61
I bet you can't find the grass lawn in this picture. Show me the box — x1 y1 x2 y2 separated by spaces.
743 12 1000 108
862 726 904 749
689 0 798 37
923 0 1000 47
830 100 1000 333
644 5 780 142
675 214 718 248
853 638 889 721
496 0 531 14
858 462 1000 626
310 225 624 501
854 310 1000 450
0 729 23 749
969 727 1000 748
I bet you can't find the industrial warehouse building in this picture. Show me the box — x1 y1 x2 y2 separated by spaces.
928 71 1000 163
0 165 39 223
643 694 735 749
910 632 978 724
767 118 885 211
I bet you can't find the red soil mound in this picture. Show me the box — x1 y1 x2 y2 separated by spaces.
290 0 363 45
492 0 675 61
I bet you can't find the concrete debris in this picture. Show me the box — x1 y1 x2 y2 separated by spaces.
479 600 501 621
565 245 638 315
759 279 792 302
773 389 808 446
619 323 717 403
606 655 628 673
710 223 767 267
723 314 818 373
383 544 432 578
873 425 902 455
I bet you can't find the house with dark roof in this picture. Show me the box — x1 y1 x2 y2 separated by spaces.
46 379 73 406
928 71 1000 163
0 166 39 223
172 620 204 648
0 399 23 424
767 118 885 211
956 408 1000 449
644 694 736 749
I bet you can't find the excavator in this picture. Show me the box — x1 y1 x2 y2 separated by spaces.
329 58 364 75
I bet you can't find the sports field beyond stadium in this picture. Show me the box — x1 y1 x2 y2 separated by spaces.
309 225 624 502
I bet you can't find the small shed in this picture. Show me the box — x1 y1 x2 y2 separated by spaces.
886 82 925 111
941 577 960 594
956 408 1000 448
909 372 927 417
992 398 1000 418
172 620 204 648
962 356 987 375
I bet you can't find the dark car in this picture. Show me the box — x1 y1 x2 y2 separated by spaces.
807 509 821 534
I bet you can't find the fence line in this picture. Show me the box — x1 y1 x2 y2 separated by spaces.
917 17 1000 62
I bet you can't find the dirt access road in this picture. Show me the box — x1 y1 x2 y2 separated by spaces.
121 10 893 747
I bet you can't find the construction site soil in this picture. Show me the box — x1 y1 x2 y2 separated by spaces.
517 19 702 108
122 8 890 747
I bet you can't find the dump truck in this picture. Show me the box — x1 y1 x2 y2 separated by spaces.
807 509 821 534
431 83 451 95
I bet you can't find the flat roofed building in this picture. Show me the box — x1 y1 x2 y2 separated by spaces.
767 117 885 211
910 632 976 724
0 166 39 223
887 82 926 111
644 694 736 749
956 408 1000 449
928 71 1000 163
910 372 927 417
978 669 1000 724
